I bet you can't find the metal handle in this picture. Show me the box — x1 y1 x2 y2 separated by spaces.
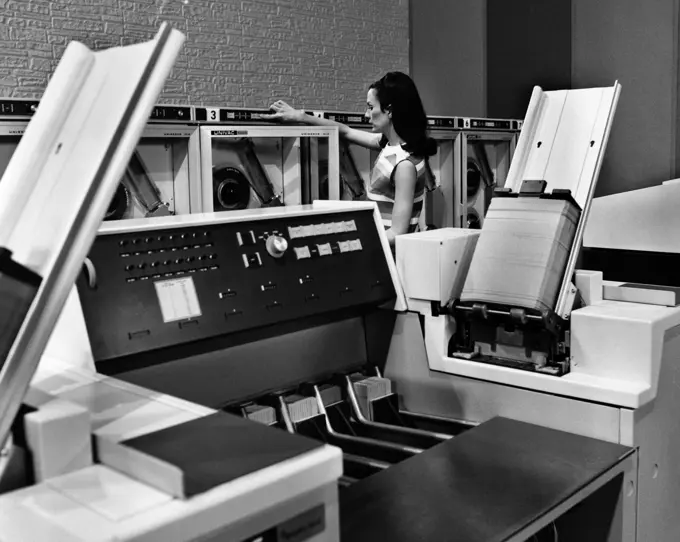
344 376 452 444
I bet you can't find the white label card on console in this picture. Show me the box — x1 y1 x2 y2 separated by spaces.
154 277 202 323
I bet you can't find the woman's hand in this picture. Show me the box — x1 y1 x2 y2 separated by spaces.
260 102 380 150
261 100 305 123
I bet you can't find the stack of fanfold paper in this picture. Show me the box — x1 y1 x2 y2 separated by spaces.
460 196 581 313
284 394 319 423
242 403 277 425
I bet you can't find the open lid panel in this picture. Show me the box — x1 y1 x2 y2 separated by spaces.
198 125 341 212
0 23 184 449
503 82 621 318
581 180 680 288
584 179 680 254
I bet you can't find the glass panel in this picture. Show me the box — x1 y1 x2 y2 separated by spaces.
317 138 370 202
426 137 457 229
465 135 514 229
211 136 284 210
0 135 20 182
0 128 195 223
105 135 192 222
208 133 334 211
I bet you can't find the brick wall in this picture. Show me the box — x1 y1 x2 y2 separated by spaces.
0 0 409 110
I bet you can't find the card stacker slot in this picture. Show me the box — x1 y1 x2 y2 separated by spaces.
312 385 421 462
241 403 277 426
271 390 409 473
310 385 421 458
364 367 478 437
229 368 475 488
344 375 451 448
394 410 477 436
230 388 412 484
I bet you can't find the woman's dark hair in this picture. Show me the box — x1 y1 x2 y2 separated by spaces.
369 71 437 157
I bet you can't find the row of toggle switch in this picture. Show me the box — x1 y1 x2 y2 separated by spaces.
119 231 210 248
125 265 219 282
120 243 214 258
124 254 217 272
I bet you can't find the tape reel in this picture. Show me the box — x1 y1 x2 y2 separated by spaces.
104 183 130 221
467 158 482 198
213 166 251 211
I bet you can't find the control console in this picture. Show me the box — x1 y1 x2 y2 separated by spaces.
77 204 396 374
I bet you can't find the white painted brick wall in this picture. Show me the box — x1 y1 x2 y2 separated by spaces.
0 0 409 110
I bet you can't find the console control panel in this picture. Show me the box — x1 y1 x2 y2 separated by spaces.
77 208 395 371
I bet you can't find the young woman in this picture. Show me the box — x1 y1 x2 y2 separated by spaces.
264 71 437 246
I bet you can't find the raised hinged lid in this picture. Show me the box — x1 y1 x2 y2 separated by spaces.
503 83 621 318
0 24 184 450
506 83 620 208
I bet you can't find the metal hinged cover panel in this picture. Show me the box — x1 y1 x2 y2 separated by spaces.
505 83 621 317
0 24 184 449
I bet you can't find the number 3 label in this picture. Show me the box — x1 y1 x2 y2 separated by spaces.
206 108 218 122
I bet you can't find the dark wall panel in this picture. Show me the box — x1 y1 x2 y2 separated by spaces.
410 0 486 116
487 0 572 119
572 0 677 196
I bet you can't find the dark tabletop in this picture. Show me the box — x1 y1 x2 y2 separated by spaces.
340 416 633 542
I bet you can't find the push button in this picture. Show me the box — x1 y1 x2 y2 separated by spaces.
317 243 332 256
294 246 311 260
344 220 357 232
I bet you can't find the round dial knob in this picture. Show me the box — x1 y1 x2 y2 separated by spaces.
265 235 288 258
